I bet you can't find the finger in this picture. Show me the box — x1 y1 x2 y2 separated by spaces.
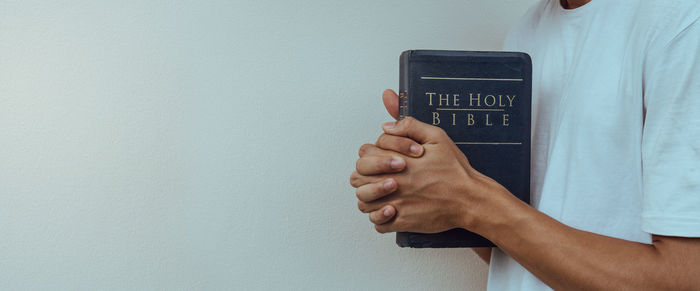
382 89 399 120
375 134 424 157
358 143 387 158
349 170 384 188
369 205 396 225
375 216 408 234
355 178 397 202
375 222 397 234
382 116 446 144
359 143 408 158
355 155 405 176
358 198 388 213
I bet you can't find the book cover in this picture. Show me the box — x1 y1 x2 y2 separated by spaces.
396 50 531 248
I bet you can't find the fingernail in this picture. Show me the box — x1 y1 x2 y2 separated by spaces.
383 207 393 217
383 122 395 130
390 158 404 170
383 179 395 190
410 144 422 155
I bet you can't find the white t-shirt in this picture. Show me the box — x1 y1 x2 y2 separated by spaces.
488 0 700 290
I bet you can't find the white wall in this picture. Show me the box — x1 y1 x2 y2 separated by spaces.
0 0 536 290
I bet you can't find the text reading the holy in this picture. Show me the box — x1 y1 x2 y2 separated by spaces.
425 92 515 127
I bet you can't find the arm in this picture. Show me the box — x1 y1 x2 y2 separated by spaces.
351 117 700 290
474 189 700 291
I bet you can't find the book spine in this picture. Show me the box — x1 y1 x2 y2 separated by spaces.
396 51 411 248
398 51 410 120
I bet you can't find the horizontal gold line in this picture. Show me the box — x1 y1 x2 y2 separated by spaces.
454 142 522 145
421 76 523 81
436 108 505 112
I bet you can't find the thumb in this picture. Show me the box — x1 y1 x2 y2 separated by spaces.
382 117 444 144
382 89 399 120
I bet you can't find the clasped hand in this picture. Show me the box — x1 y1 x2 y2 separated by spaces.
350 95 512 235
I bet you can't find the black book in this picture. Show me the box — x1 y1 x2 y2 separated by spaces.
396 50 531 248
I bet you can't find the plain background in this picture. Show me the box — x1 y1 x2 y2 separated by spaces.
0 0 537 290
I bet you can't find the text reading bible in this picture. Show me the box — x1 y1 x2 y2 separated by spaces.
396 50 531 248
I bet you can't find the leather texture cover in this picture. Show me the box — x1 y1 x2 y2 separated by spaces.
396 50 531 248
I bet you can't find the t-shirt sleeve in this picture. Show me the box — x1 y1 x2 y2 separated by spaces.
641 17 700 237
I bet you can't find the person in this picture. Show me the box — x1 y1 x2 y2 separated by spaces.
349 0 700 289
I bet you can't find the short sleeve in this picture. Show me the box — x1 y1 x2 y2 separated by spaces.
641 17 700 236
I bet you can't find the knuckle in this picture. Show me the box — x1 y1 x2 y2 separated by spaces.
368 212 377 223
428 126 448 141
356 186 373 202
432 125 447 135
434 126 447 136
356 158 374 175
402 117 415 128
375 134 388 147
357 200 366 212
349 171 360 187
374 224 386 234
358 143 372 157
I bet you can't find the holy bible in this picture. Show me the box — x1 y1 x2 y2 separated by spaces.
396 50 531 248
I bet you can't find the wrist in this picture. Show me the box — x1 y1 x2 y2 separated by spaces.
458 175 533 244
481 191 533 246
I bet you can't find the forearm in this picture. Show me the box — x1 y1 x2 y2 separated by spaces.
471 192 696 291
